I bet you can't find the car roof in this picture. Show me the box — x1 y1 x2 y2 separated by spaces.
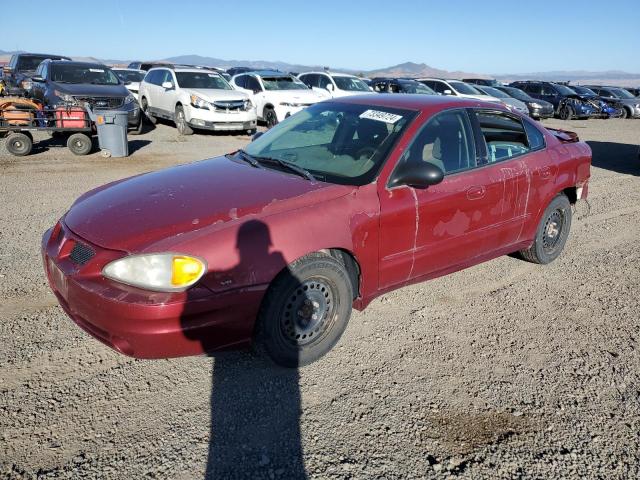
47 60 108 67
301 71 356 77
327 93 508 112
248 70 290 77
18 53 70 59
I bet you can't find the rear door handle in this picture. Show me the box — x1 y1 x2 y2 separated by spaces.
466 186 486 200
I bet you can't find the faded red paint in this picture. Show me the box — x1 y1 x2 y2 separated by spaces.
42 95 592 359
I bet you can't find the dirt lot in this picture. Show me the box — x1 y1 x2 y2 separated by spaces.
1 117 639 479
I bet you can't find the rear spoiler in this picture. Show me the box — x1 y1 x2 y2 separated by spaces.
546 127 579 143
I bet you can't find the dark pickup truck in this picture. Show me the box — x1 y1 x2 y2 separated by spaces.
3 52 71 96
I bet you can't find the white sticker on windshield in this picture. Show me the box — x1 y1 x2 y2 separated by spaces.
359 109 402 124
89 68 105 73
208 73 218 77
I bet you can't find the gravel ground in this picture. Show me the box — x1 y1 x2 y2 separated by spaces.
1 117 639 479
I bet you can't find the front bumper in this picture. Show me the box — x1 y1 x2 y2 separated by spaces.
42 223 265 359
530 106 554 119
187 108 257 131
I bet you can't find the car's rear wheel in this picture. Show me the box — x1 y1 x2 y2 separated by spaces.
140 97 156 124
5 132 33 156
256 252 353 367
559 104 573 120
520 194 572 265
264 107 278 128
66 132 93 156
175 105 193 135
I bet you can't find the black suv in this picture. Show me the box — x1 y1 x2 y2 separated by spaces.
509 81 596 120
370 77 436 94
30 60 141 131
3 52 71 96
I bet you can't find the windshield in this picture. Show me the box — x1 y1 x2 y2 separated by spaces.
449 81 481 95
176 72 231 90
333 76 370 92
16 56 51 71
500 87 533 101
242 102 417 185
401 82 436 94
262 76 308 90
51 64 120 85
554 84 577 96
113 70 145 83
479 86 509 98
611 88 636 99
572 86 596 96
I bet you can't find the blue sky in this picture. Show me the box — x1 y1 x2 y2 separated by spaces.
1 0 638 73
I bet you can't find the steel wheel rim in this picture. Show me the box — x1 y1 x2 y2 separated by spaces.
177 110 185 131
542 209 564 252
280 277 338 347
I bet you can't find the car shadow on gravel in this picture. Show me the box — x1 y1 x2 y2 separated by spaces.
587 141 640 176
128 139 152 155
181 220 307 479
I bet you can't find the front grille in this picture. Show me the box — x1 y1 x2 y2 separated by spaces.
73 96 124 109
212 100 246 112
70 242 95 265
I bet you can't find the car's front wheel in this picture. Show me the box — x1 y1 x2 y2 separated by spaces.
264 107 278 128
257 252 353 367
175 105 193 135
520 194 572 264
140 97 155 124
559 104 573 120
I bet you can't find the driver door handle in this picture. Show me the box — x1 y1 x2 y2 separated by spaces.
466 186 486 200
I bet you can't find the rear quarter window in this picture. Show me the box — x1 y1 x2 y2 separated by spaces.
522 119 546 151
475 111 530 163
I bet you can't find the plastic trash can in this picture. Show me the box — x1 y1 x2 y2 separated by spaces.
87 107 129 157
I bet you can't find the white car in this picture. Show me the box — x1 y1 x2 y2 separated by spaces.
138 67 257 135
230 71 325 127
418 78 502 103
297 71 374 98
112 68 145 101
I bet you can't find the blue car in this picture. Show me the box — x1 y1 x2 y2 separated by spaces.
570 86 623 118
510 81 596 120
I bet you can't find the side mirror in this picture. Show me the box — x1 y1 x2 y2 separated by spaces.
161 81 173 89
443 89 453 95
252 131 264 142
389 161 444 189
326 83 334 92
32 76 45 83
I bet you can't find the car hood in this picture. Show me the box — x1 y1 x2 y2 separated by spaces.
124 82 140 91
182 88 250 102
501 97 528 110
64 155 353 252
458 93 501 102
263 89 324 103
51 81 130 97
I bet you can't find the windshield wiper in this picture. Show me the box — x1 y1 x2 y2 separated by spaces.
231 149 262 168
253 155 316 182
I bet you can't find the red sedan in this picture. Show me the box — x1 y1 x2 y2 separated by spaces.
42 95 591 367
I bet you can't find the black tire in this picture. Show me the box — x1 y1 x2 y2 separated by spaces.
264 107 278 128
175 105 193 135
130 115 145 135
520 194 572 265
559 104 573 120
256 252 353 367
620 107 629 120
140 97 156 124
5 132 33 156
66 133 92 156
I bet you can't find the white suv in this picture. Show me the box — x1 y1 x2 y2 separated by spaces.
138 67 257 135
297 71 374 98
417 78 502 103
230 71 325 127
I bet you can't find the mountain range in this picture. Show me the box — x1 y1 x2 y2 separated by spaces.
1 50 638 87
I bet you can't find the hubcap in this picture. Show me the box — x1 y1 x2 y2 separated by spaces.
281 279 335 346
542 210 564 252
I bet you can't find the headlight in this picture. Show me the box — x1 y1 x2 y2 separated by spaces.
124 93 136 105
243 98 253 110
54 90 77 104
190 95 209 109
530 103 542 108
21 79 33 90
635 104 640 109
103 253 207 292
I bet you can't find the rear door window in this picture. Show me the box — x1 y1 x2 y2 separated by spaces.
474 111 531 162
